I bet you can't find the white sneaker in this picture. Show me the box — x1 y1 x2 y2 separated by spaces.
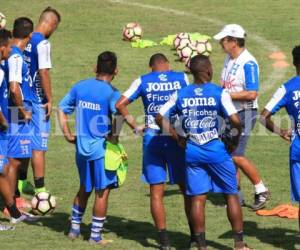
0 224 15 231
10 212 38 224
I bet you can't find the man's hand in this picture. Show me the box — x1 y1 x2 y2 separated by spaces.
20 110 32 122
280 129 291 141
107 135 119 145
177 135 187 148
43 102 52 120
66 134 76 144
133 124 147 136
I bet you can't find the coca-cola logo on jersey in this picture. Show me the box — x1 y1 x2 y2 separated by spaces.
147 102 163 113
184 117 216 129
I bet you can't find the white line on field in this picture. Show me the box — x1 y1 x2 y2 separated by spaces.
108 0 288 92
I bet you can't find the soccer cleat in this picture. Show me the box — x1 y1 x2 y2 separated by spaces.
252 190 271 211
88 238 113 245
68 228 80 240
15 197 31 209
18 180 35 195
10 212 38 224
0 224 15 231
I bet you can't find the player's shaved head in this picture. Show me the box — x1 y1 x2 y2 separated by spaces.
190 55 213 83
292 46 300 71
149 53 170 72
39 6 61 23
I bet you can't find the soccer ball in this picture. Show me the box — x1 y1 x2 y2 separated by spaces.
31 192 56 215
173 33 191 49
177 43 196 62
0 13 6 29
122 22 142 42
194 40 212 56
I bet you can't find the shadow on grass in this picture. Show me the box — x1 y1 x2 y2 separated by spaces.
219 220 300 250
105 215 232 250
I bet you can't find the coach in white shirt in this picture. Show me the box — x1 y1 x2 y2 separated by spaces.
214 24 270 210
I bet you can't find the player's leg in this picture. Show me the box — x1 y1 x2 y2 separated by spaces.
89 158 117 245
31 150 46 193
68 156 92 239
142 143 171 249
232 110 269 210
165 142 193 244
207 159 249 249
30 104 50 193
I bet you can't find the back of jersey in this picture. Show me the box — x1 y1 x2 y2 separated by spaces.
123 71 189 130
24 32 51 104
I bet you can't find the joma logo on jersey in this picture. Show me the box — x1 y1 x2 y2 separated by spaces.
146 81 181 92
182 97 216 108
78 100 101 110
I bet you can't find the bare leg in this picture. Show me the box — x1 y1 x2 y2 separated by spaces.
150 183 166 230
233 156 261 185
93 188 110 217
178 183 193 235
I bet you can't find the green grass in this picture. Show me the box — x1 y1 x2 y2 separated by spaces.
1 0 300 249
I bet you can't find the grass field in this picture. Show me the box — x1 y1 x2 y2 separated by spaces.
1 0 300 249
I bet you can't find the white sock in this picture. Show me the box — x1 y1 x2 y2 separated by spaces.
254 181 267 194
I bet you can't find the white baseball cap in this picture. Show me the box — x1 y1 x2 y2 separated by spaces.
213 24 246 40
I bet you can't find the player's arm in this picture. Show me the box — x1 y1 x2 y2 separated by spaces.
57 89 76 144
107 90 122 144
156 92 182 144
0 109 8 132
220 90 242 152
115 78 145 134
230 61 259 101
8 55 31 121
260 86 291 141
37 40 53 119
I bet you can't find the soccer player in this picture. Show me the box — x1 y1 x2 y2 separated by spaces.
2 17 34 210
214 24 270 210
116 54 191 249
22 7 61 194
58 51 120 245
0 27 37 224
156 55 250 250
260 45 300 230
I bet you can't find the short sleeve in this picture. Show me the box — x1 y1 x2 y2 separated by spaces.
8 54 23 83
159 92 178 117
265 85 287 114
122 78 142 102
220 90 237 117
183 73 190 86
244 61 259 91
37 40 52 69
109 89 121 114
59 87 77 114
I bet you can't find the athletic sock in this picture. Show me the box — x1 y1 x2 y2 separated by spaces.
158 229 170 247
34 177 45 189
19 169 28 181
254 181 267 194
70 204 85 232
90 216 105 242
15 187 21 198
194 232 206 247
233 231 243 242
6 203 22 219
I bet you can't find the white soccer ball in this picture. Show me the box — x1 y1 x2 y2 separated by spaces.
194 39 212 56
0 13 6 29
122 22 142 42
31 191 56 216
173 32 191 49
185 51 198 70
177 43 196 62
